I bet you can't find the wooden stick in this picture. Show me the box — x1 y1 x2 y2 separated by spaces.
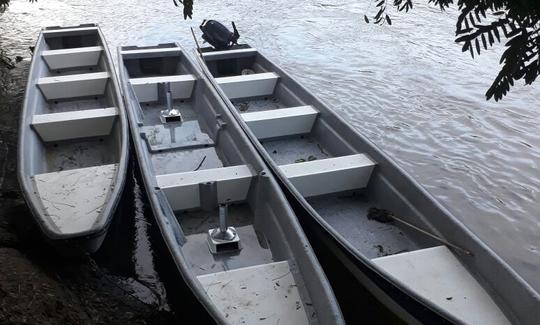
389 213 473 256
190 27 203 59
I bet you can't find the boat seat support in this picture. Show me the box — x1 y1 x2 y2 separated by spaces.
129 74 196 103
42 46 103 70
32 107 118 142
216 72 279 99
37 72 109 100
241 105 319 140
279 154 376 197
155 165 255 211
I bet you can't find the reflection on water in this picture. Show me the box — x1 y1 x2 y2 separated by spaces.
1 0 538 292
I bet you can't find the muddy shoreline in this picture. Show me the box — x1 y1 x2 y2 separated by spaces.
0 57 177 324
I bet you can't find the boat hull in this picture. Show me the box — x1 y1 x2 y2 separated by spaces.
17 24 129 254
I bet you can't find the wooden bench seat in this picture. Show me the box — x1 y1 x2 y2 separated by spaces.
241 105 318 139
37 72 109 100
129 74 196 103
279 154 375 197
32 107 118 142
42 46 103 70
216 72 279 99
156 165 255 211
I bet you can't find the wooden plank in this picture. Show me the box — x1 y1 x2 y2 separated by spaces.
37 72 109 100
32 107 118 142
156 165 254 211
373 246 510 325
130 74 196 102
241 106 318 139
216 72 279 99
279 154 375 197
42 46 103 70
197 261 310 325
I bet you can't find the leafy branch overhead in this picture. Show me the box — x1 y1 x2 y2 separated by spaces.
173 0 193 19
364 0 540 101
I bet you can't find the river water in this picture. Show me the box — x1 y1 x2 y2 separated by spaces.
1 0 538 292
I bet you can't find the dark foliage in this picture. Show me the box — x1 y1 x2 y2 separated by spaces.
173 0 193 19
365 0 540 101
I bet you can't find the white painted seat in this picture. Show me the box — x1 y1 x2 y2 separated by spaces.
216 72 279 99
120 47 181 57
42 26 98 36
42 46 103 70
155 165 255 211
279 154 375 197
197 261 310 325
201 47 258 61
32 107 117 142
373 246 510 325
37 72 109 100
129 74 196 103
33 163 117 235
241 105 319 140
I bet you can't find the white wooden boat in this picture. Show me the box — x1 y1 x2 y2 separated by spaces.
118 43 344 324
18 24 129 254
196 44 539 325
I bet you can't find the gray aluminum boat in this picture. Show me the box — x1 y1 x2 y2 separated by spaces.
17 24 128 254
118 42 344 324
196 44 539 325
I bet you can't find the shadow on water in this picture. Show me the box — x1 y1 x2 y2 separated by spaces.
96 148 216 324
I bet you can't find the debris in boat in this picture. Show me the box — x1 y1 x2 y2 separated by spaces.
295 155 317 163
446 297 453 301
241 68 254 75
238 102 249 111
194 155 207 171
367 207 394 223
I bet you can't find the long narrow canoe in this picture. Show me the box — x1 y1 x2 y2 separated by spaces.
18 24 129 254
118 43 344 324
196 44 539 325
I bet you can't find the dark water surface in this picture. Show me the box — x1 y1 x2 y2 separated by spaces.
1 0 538 295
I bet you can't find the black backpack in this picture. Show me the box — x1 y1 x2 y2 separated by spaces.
199 20 240 50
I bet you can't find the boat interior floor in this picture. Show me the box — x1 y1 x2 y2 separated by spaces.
137 100 226 176
45 137 118 172
262 135 332 165
307 193 429 259
177 204 276 277
231 95 286 113
47 95 110 114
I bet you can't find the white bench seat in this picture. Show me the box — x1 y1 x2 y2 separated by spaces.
42 26 98 36
373 246 510 325
42 46 103 70
37 72 109 100
33 163 117 235
130 74 196 103
32 107 118 142
156 165 255 211
241 106 318 140
279 154 375 197
216 72 279 99
120 47 181 57
198 261 309 325
202 48 258 61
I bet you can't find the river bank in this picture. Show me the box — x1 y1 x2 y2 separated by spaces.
0 59 176 324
